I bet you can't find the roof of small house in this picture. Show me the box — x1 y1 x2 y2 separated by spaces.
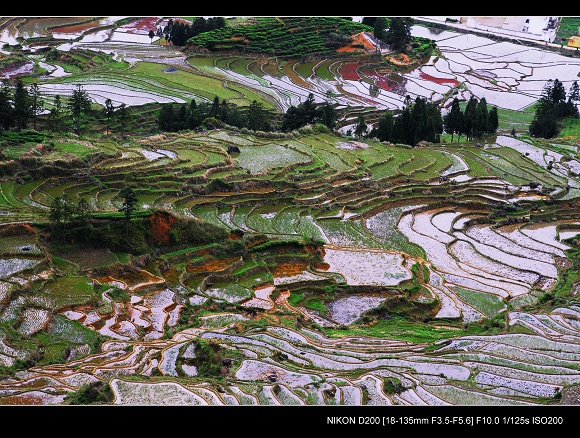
568 36 580 48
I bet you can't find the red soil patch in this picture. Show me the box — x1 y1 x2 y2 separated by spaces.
339 62 362 80
120 17 164 34
148 211 176 245
419 71 460 87
358 67 398 92
50 20 101 34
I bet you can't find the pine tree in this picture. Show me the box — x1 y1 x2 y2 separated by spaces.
462 96 478 141
67 84 92 136
488 106 499 133
384 17 414 53
29 83 44 131
13 78 31 131
444 98 463 142
319 102 337 130
47 95 64 133
119 185 138 241
0 80 13 132
529 79 577 139
567 80 580 117
104 98 115 134
411 96 428 145
374 112 395 142
474 97 489 137
354 114 367 138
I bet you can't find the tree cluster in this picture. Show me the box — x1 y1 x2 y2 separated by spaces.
443 96 499 142
529 79 579 139
49 194 91 232
158 96 275 132
158 92 338 134
281 93 338 132
0 79 129 137
152 17 227 46
362 17 414 54
367 95 444 145
0 78 43 132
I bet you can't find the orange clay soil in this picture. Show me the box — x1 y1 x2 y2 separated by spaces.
386 53 411 66
271 261 309 277
186 256 240 274
337 32 376 53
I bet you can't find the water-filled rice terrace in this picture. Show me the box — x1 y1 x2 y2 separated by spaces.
1 128 580 406
4 16 580 137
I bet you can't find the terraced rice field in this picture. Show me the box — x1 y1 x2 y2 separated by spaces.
3 17 580 134
0 126 580 410
1 18 580 417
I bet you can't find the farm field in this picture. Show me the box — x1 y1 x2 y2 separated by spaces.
0 17 580 417
3 17 580 133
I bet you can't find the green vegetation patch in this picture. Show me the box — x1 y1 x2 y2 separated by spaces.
451 286 507 319
30 276 98 310
235 143 311 174
323 315 490 344
50 245 122 271
52 141 99 159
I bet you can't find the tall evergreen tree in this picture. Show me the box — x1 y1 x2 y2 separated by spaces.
569 80 580 102
528 79 577 139
391 111 405 144
12 78 31 131
462 96 478 141
426 101 443 142
373 17 387 46
163 18 174 45
170 21 189 46
319 102 337 130
104 98 115 134
374 111 395 142
474 97 489 137
354 114 367 138
301 93 319 125
210 95 220 118
281 105 305 132
0 80 13 132
187 99 202 129
29 83 44 131
67 84 92 136
444 98 463 142
383 17 414 53
47 95 64 133
411 96 428 145
158 104 177 131
361 17 377 28
488 106 499 133
566 80 580 117
119 185 138 240
246 100 268 131
530 103 558 139
400 106 413 145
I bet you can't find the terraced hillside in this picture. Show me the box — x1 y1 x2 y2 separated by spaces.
1 127 580 407
1 17 580 413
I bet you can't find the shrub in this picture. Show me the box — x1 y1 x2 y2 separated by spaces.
64 381 114 405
